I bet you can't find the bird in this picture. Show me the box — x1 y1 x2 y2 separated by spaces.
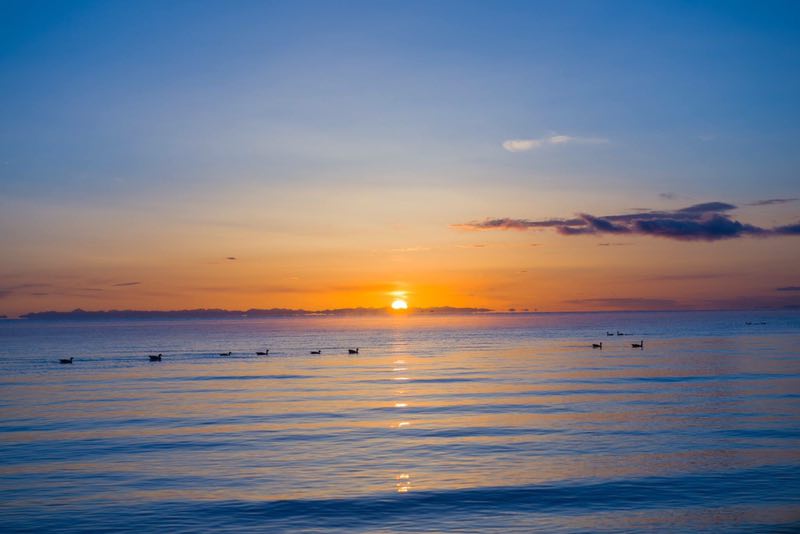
59 357 74 364
148 354 162 361
310 350 321 354
256 349 269 355
616 331 625 336
631 340 644 349
592 342 603 349
348 348 359 354
606 331 614 336
219 351 232 356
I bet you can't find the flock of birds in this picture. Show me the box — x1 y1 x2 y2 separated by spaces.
58 347 359 364
57 321 774 364
57 336 649 363
592 331 644 350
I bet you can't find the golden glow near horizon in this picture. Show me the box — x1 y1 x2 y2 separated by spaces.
391 298 408 310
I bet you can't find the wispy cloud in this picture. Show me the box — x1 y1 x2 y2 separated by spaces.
113 281 141 287
776 286 800 292
564 298 678 309
645 273 738 281
226 256 237 261
451 202 800 242
747 198 798 206
0 283 52 299
388 247 431 253
502 134 608 152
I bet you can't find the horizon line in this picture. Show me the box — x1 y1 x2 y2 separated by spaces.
4 305 798 320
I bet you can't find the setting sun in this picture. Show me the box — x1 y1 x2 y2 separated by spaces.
391 299 408 310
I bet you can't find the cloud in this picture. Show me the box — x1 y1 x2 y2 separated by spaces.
645 273 738 281
388 247 431 253
226 257 237 260
451 202 800 242
774 222 800 235
502 134 608 152
113 281 141 287
748 198 798 206
0 283 52 299
564 298 678 309
776 286 800 291
502 139 543 152
450 217 576 231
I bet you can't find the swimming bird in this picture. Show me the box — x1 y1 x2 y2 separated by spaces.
606 331 614 336
59 357 74 364
310 350 321 354
148 354 162 361
348 348 359 354
616 331 625 336
592 342 603 349
256 349 269 355
632 340 644 349
219 351 232 356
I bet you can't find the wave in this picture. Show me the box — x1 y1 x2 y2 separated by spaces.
5 465 799 532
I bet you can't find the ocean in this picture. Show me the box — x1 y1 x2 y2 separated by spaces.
1 310 799 532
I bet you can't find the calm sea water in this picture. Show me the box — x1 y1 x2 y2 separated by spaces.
1 311 799 533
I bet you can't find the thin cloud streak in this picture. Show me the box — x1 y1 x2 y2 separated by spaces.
747 198 798 206
451 202 800 242
564 298 678 309
502 134 609 152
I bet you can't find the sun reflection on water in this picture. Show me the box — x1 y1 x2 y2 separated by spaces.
396 473 412 493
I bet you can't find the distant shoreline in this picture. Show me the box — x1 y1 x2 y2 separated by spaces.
14 307 493 321
4 307 796 321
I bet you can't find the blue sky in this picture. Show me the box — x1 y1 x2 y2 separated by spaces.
1 1 799 314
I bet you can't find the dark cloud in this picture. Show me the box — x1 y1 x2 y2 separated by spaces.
675 202 736 213
226 257 237 260
0 283 51 299
659 192 677 200
113 281 141 287
747 198 798 206
451 217 575 231
773 222 800 235
776 286 800 292
451 202 800 242
646 273 736 281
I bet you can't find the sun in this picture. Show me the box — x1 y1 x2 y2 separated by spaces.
391 299 408 310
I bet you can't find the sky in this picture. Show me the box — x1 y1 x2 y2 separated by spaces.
1 0 799 316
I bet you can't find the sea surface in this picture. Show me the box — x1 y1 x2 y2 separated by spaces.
1 310 799 533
